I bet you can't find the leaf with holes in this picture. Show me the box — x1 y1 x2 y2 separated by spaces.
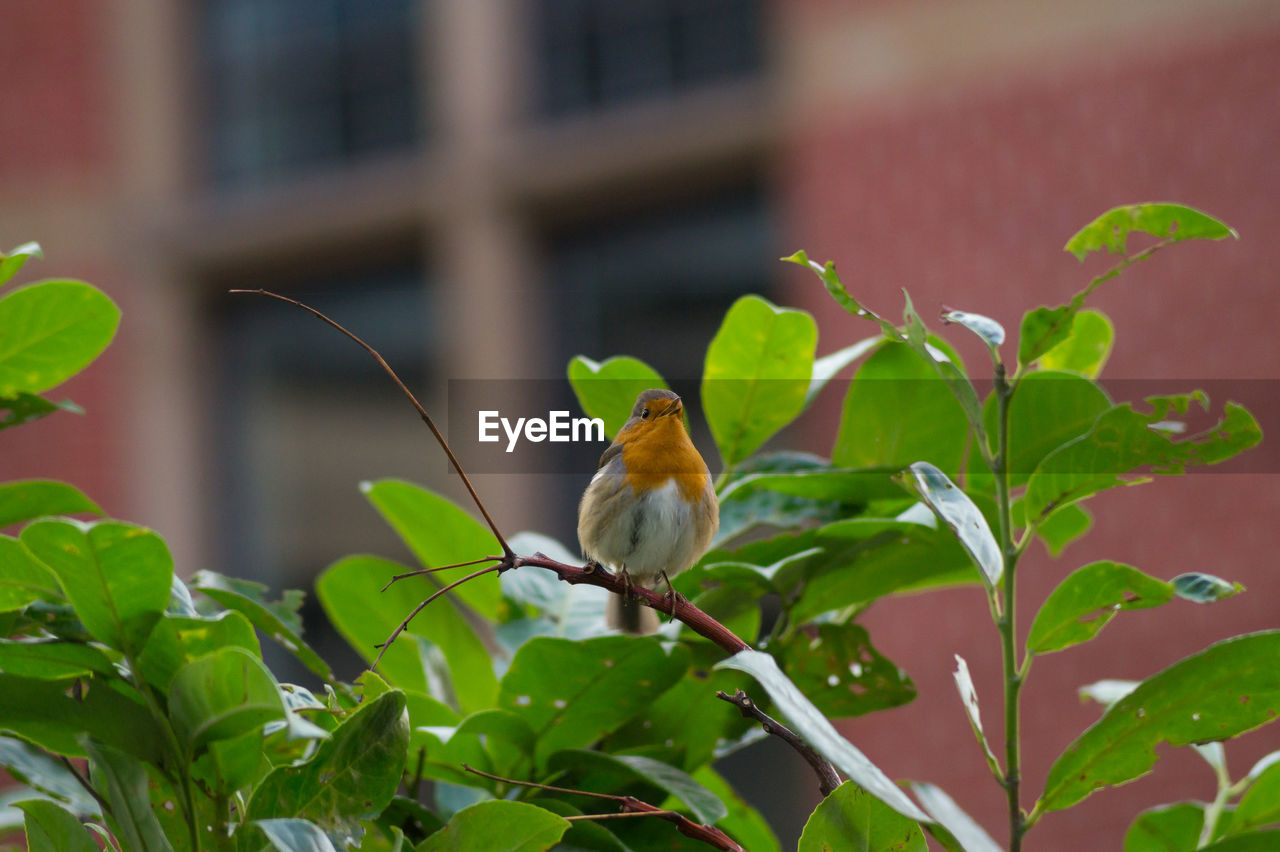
1027 562 1173 656
780 623 915 719
1040 631 1280 813
499 636 689 769
1064 203 1236 261
1023 395 1261 523
702 295 816 466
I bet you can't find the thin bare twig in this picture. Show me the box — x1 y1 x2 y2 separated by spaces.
229 289 512 558
717 688 841 797
381 555 506 591
370 564 503 671
462 765 744 851
231 289 752 662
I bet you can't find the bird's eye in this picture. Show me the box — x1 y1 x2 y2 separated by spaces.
641 408 650 420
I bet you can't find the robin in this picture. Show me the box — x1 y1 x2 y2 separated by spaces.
577 389 720 634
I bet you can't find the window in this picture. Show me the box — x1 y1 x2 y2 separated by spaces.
535 0 763 117
201 0 421 187
214 263 432 677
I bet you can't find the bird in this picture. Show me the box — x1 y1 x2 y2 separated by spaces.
577 388 719 634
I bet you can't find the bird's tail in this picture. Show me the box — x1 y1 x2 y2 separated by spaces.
607 594 661 635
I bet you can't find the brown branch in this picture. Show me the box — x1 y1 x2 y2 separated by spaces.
462 765 744 852
229 288 512 558
717 688 841 797
370 564 503 671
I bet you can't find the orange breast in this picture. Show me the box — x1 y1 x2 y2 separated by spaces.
619 417 709 503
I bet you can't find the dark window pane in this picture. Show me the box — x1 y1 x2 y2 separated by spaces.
202 0 421 187
534 0 762 117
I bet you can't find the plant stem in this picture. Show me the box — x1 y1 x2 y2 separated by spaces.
993 364 1025 851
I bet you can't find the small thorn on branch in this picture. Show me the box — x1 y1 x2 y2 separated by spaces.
717 688 841 797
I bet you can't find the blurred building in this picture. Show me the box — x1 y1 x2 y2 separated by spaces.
3 1 1279 848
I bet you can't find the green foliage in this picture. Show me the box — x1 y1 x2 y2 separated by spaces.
3 204 1273 852
798 782 927 852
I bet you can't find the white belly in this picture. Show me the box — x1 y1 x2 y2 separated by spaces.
588 478 699 583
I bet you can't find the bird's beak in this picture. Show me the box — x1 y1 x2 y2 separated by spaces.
662 399 683 418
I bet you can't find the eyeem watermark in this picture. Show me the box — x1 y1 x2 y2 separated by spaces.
478 410 604 453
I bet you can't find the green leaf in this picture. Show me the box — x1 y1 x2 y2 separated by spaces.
567 355 669 441
909 782 1002 852
1232 760 1280 835
1172 572 1242 603
902 295 986 443
0 480 101 528
941 310 1004 349
833 343 968 477
1018 305 1076 368
317 554 497 712
702 295 817 466
0 736 100 816
1040 631 1280 813
190 570 332 682
1123 802 1205 852
21 519 171 655
363 479 503 621
789 518 977 622
1026 562 1173 656
1024 396 1262 522
135 610 262 690
1199 833 1280 851
247 691 409 848
987 370 1112 486
0 674 164 761
0 393 83 431
1064 203 1236 261
903 462 1001 586
798 781 927 852
417 800 570 852
0 242 42 288
806 337 882 408
0 640 113 679
549 750 727 825
783 251 900 337
716 650 930 823
714 453 869 545
498 636 689 769
0 281 120 396
255 818 339 851
83 737 175 852
1037 309 1113 378
693 767 781 852
779 623 915 718
1035 503 1092 557
0 534 61 612
168 647 285 757
17 800 98 852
